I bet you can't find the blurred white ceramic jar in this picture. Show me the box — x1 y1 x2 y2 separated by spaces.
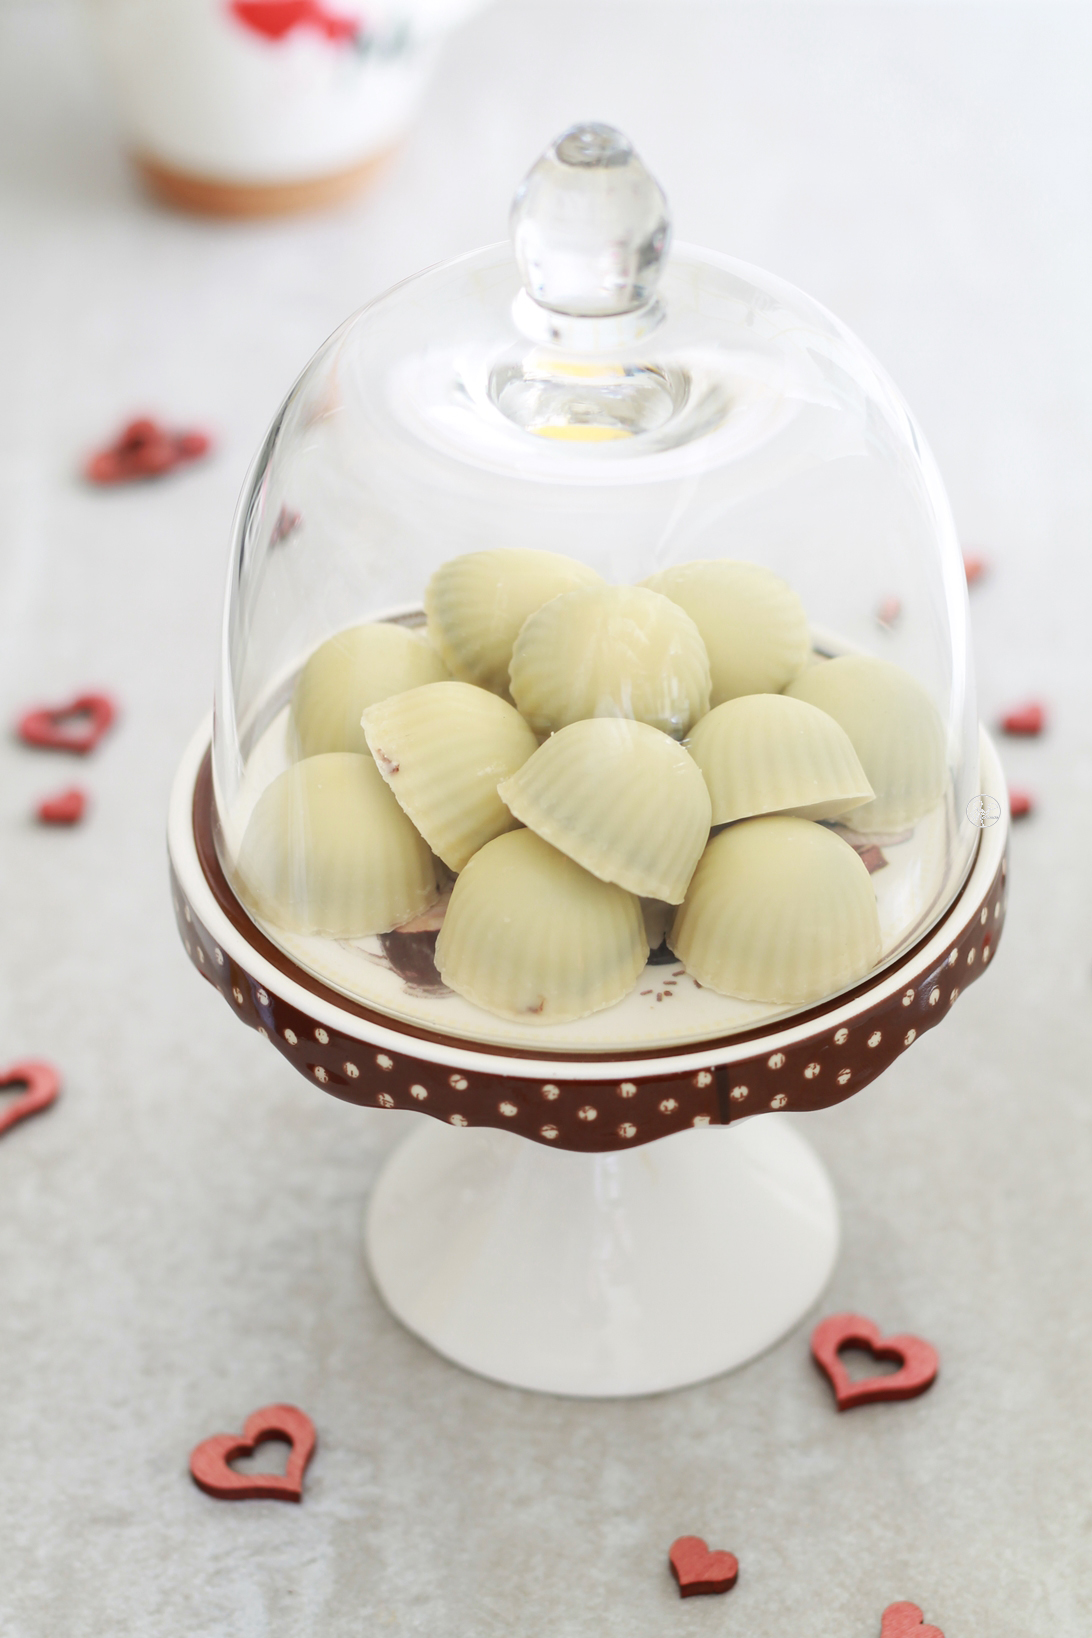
85 0 489 214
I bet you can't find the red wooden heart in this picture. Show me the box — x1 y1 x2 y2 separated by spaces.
1001 701 1046 736
36 787 87 825
0 1061 61 1140
881 1600 945 1637
668 1536 739 1598
85 418 213 485
1009 788 1035 819
811 1313 938 1410
190 1404 316 1502
17 694 117 755
962 551 989 586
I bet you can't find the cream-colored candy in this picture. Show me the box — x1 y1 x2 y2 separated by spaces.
640 897 675 953
290 621 449 758
425 548 602 696
499 717 711 903
362 680 538 872
509 584 711 738
686 693 873 825
642 559 810 704
236 753 440 938
671 816 881 1004
786 654 947 832
435 829 648 1024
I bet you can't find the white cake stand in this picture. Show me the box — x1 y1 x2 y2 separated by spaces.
169 721 1007 1397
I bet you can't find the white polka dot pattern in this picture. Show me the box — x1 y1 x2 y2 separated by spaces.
172 837 1007 1155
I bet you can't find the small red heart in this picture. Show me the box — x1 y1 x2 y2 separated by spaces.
1009 788 1034 819
17 694 117 754
189 1404 316 1502
881 1600 945 1637
84 418 213 485
1001 701 1045 736
811 1313 938 1410
668 1536 739 1598
36 787 88 825
962 551 989 586
875 595 901 629
0 1061 61 1140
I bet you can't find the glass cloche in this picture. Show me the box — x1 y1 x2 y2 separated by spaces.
212 123 977 1060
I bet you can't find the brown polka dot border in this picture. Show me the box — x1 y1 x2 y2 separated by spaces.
173 753 1007 1153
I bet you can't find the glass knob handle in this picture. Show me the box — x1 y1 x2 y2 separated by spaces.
510 124 671 333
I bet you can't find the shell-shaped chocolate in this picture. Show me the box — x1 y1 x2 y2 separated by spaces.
435 829 649 1024
291 622 449 758
362 680 539 872
686 693 873 825
499 717 711 902
236 753 440 938
509 584 711 737
671 816 881 1004
785 654 947 832
642 559 810 704
425 548 602 696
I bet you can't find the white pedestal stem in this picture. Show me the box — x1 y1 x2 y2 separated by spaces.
365 1115 839 1397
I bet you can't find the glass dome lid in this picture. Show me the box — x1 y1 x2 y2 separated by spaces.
213 122 978 1057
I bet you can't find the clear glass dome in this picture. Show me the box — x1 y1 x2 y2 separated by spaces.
213 124 978 1056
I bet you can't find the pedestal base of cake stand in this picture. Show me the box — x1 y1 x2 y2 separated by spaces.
364 1114 838 1397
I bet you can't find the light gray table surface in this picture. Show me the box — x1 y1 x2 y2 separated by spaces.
1 2 1090 1633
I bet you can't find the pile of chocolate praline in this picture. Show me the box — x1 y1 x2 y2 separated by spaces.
237 550 946 1025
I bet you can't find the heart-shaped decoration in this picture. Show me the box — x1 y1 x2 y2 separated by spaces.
881 1600 945 1637
84 418 212 485
0 1061 61 1140
189 1404 316 1502
668 1536 739 1598
36 787 87 825
18 694 117 755
811 1313 938 1410
1001 701 1046 736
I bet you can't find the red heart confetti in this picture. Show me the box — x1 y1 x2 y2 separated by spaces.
35 787 88 826
1001 701 1046 736
668 1536 739 1598
0 1061 61 1141
875 595 901 630
17 693 117 754
229 1 359 44
811 1313 938 1410
1009 788 1034 819
190 1404 316 1502
269 504 302 546
881 1601 945 1637
84 418 212 485
962 551 989 586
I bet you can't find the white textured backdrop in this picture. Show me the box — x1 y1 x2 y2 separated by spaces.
1 2 1090 1634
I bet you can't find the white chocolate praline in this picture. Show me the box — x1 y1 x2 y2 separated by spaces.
671 816 881 1004
435 829 649 1024
424 548 602 696
499 717 711 902
785 654 947 832
640 897 675 952
686 693 873 825
362 680 539 873
290 621 450 758
641 559 810 704
236 753 440 938
509 584 711 738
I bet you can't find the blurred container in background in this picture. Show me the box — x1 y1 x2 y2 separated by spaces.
84 0 491 216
